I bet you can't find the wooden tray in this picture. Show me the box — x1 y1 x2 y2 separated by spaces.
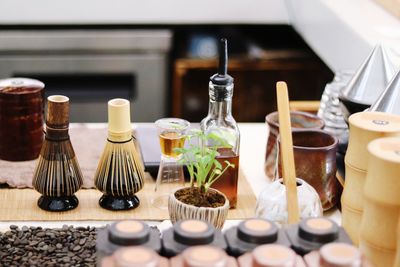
0 171 256 221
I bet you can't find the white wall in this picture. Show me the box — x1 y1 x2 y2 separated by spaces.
286 0 400 72
0 0 289 24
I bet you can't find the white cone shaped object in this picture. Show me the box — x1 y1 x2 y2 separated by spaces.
370 69 400 115
341 45 397 105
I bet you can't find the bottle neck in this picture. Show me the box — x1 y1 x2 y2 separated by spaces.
207 82 233 119
207 99 232 119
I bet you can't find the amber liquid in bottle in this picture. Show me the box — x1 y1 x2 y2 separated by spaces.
159 131 185 158
212 147 239 209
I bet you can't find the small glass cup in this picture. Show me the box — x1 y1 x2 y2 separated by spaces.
152 118 190 209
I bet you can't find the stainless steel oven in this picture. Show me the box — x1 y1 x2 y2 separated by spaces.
0 29 172 122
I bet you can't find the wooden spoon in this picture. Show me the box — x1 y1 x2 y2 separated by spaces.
276 81 300 224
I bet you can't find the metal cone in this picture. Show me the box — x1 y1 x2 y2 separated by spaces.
341 45 397 105
370 69 400 115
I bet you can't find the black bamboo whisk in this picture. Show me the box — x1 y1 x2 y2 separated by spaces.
94 98 145 210
32 95 83 211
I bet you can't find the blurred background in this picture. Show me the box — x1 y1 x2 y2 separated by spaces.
0 0 399 122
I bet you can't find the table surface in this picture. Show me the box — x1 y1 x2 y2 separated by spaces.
0 122 340 231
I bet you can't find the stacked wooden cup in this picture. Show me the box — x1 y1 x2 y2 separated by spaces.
396 220 400 266
341 112 400 245
360 137 400 267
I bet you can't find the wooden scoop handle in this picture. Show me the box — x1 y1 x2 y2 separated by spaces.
276 81 300 224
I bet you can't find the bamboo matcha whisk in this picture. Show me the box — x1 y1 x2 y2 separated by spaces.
94 98 145 210
32 95 83 211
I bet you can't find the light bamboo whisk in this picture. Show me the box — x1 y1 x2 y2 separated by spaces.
94 98 145 210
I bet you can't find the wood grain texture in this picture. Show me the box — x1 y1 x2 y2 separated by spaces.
0 170 255 221
276 81 300 224
0 86 44 161
46 95 69 128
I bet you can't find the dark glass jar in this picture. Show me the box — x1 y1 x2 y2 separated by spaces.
285 217 352 255
225 218 291 257
162 219 227 257
97 220 161 263
238 244 306 267
170 245 238 267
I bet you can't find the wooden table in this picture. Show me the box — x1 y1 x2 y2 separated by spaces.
0 123 340 231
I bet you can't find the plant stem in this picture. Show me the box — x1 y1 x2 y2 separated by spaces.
207 164 233 188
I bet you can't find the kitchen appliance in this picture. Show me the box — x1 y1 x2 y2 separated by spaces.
0 30 172 122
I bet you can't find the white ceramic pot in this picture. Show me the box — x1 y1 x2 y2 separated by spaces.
255 178 322 225
168 187 229 229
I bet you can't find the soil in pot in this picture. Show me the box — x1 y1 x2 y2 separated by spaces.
174 187 226 208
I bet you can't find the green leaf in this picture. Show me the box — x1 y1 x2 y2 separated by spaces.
214 160 222 170
173 127 237 194
224 160 235 168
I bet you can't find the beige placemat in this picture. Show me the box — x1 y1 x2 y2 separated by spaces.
0 126 107 188
0 171 256 221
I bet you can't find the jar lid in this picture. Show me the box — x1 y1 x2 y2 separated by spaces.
252 244 296 267
368 137 400 164
237 218 278 244
298 218 339 243
113 246 159 267
182 245 227 267
173 220 214 245
320 243 361 266
108 220 150 246
100 256 115 267
349 111 400 133
0 77 44 93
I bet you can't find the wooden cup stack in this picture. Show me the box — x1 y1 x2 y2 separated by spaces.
341 112 400 245
0 78 45 161
395 218 400 267
359 137 400 267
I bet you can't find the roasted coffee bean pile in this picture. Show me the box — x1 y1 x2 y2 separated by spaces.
0 225 98 267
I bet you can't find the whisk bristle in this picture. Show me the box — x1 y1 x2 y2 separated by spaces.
94 137 144 197
32 139 83 197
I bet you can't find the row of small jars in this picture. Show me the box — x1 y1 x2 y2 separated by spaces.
97 217 372 267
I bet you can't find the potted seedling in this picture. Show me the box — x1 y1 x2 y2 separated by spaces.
168 129 235 229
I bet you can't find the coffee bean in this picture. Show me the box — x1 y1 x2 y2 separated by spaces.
46 232 55 239
36 232 45 237
79 238 86 246
0 225 99 267
4 231 12 236
29 240 39 246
